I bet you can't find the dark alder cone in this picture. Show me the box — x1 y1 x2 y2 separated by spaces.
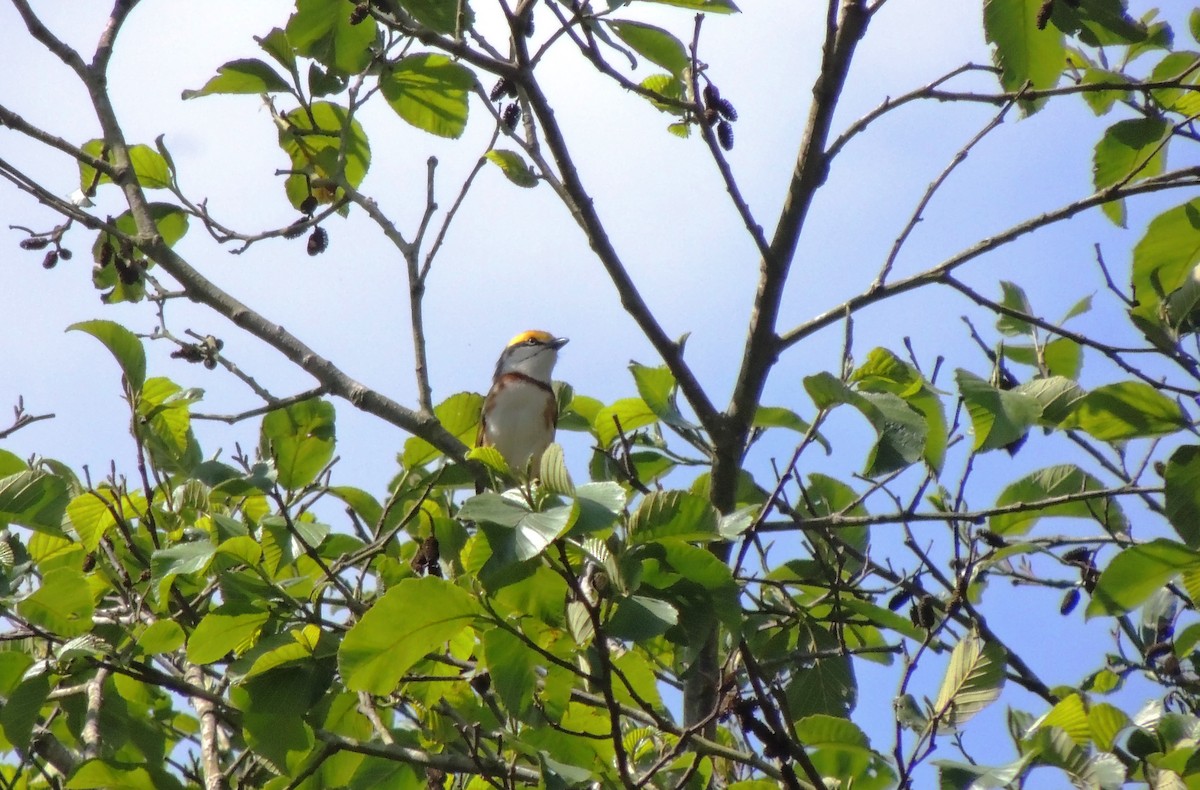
421 535 440 563
489 78 510 102
203 357 218 370
469 672 491 694
42 250 59 269
282 218 309 239
299 194 319 215
58 248 72 260
20 237 50 250
307 226 328 256
702 83 720 109
116 258 141 285
717 120 734 151
1035 0 1053 29
349 2 369 24
502 102 521 131
715 97 738 122
887 588 913 611
1059 587 1080 616
98 244 114 267
978 529 1007 549
1061 547 1092 566
910 596 936 629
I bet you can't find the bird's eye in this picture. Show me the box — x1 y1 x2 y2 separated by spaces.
525 338 538 346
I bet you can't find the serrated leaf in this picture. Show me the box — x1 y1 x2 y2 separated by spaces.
1130 199 1200 337
485 149 538 187
286 0 376 74
804 372 928 475
0 675 49 749
933 634 1005 730
609 20 690 77
137 620 186 656
1086 538 1200 618
956 369 1041 452
997 281 1034 336
607 595 678 641
1094 117 1170 226
1088 702 1130 752
1059 381 1187 441
404 391 483 468
0 470 69 537
1014 376 1086 424
261 398 336 490
594 398 658 448
279 102 370 209
339 577 477 694
482 627 536 717
851 348 947 472
539 442 574 495
989 464 1128 537
182 58 292 99
78 141 171 191
17 567 94 637
380 53 473 139
187 605 270 664
983 0 1066 111
68 319 146 394
1165 445 1200 547
629 490 718 544
1035 694 1090 745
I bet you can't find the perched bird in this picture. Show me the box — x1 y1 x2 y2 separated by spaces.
477 330 568 483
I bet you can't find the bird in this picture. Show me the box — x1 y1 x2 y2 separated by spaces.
477 330 568 485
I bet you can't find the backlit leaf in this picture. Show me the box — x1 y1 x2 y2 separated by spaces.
339 577 477 694
380 53 474 139
261 398 336 490
1059 381 1187 441
933 634 1005 730
1087 538 1200 618
182 58 291 99
989 465 1128 537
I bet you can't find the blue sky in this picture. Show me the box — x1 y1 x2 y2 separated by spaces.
2 1 1197 784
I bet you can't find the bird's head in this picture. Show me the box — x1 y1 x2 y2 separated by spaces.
494 330 568 383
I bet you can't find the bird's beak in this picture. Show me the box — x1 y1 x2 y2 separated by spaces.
550 337 569 349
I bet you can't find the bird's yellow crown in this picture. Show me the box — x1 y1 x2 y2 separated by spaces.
507 330 556 347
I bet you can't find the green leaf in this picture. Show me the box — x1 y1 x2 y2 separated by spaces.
261 398 336 490
66 760 158 790
983 0 1066 110
79 141 172 191
286 0 376 74
485 149 538 187
609 21 690 77
186 605 270 664
481 627 537 717
594 398 659 448
1150 52 1200 117
279 102 371 209
1059 381 1187 441
0 470 69 537
1165 445 1200 548
112 202 190 247
1079 67 1130 115
629 490 718 544
607 595 679 641
403 391 483 468
1086 538 1200 618
786 654 856 719
137 620 186 655
138 377 203 473
1130 199 1200 335
996 281 1034 336
989 465 1128 537
851 348 947 472
1034 694 1090 745
805 372 927 476
956 369 1041 452
1043 337 1082 379
794 714 870 749
0 674 49 749
638 0 739 12
380 53 474 139
338 577 477 694
932 634 1005 730
630 362 696 431
1014 376 1086 424
68 319 146 393
1093 117 1170 226
1088 702 1130 752
399 0 474 33
17 567 94 637
182 58 292 99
